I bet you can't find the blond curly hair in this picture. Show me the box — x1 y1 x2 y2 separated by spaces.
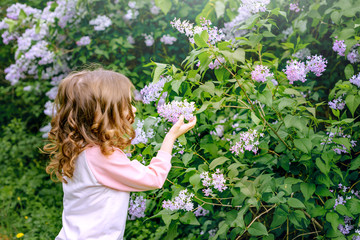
43 69 135 183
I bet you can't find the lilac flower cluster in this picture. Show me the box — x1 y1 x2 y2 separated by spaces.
210 119 227 138
283 55 327 84
350 73 360 88
330 184 360 238
140 75 172 104
347 50 360 64
251 65 274 83
208 57 225 70
241 0 270 13
289 3 301 12
293 48 311 60
6 3 41 20
222 6 252 41
321 128 357 154
131 119 155 145
123 2 139 21
170 18 224 45
306 55 327 77
127 35 135 45
283 60 307 84
76 36 91 46
200 169 227 196
328 96 346 110
230 129 263 155
194 206 209 217
333 39 346 56
0 0 82 115
160 34 177 45
157 100 195 123
128 194 146 220
89 15 112 31
142 33 154 47
162 189 194 211
173 140 185 155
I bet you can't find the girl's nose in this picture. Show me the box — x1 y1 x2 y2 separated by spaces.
132 105 137 113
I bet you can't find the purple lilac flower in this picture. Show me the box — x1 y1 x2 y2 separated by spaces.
230 129 263 155
321 128 357 155
162 189 194 211
150 1 161 15
127 35 135 45
89 15 112 31
283 59 308 84
194 206 209 217
128 195 146 220
208 57 225 70
0 20 9 30
160 34 177 45
142 33 154 47
76 36 91 46
200 170 227 194
140 75 171 104
251 65 274 82
338 223 354 235
241 0 270 13
350 73 360 87
157 100 195 123
289 3 301 12
210 119 226 137
40 123 51 138
333 39 346 56
123 9 139 21
6 3 41 20
211 169 227 192
328 96 346 110
209 229 217 237
222 6 252 41
347 50 360 64
306 55 327 77
170 18 224 45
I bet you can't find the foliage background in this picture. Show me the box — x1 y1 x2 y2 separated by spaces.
0 0 360 239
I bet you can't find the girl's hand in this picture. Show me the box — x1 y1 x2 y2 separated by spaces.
167 115 197 140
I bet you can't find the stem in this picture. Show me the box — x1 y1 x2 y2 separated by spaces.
293 231 319 240
236 204 276 240
193 152 209 165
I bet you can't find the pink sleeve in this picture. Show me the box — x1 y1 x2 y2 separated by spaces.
86 146 172 192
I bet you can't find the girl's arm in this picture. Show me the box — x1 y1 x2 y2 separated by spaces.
160 115 197 155
86 116 196 192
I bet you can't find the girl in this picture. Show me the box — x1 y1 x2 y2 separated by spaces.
43 69 196 240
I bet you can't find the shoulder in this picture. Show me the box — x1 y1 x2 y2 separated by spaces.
85 145 128 160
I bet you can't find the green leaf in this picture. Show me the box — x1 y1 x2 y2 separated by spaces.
335 204 354 218
179 212 200 225
350 155 360 170
316 158 330 175
344 64 354 79
194 33 209 48
182 152 193 166
248 222 268 236
326 212 340 231
199 82 215 96
196 101 211 114
333 138 351 151
294 138 312 153
152 62 167 83
283 115 308 132
251 112 261 125
300 183 316 201
345 94 360 116
162 212 179 228
287 198 306 209
347 198 360 215
209 156 230 170
178 134 187 146
155 0 172 15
